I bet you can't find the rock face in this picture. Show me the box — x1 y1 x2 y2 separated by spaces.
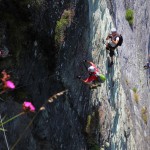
88 0 150 149
0 0 149 150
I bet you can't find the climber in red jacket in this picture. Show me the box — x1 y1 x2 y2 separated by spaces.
77 60 106 89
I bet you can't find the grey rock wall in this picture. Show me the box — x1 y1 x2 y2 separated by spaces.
115 0 150 149
88 0 150 149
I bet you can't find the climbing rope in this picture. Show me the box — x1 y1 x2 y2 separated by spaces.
0 114 10 150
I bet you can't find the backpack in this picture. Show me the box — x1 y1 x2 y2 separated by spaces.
97 74 106 83
117 34 123 46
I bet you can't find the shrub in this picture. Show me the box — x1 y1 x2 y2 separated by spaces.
141 107 148 125
55 9 75 47
125 9 134 25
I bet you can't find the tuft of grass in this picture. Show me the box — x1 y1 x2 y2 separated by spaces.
125 9 134 25
132 87 137 93
55 9 75 47
85 115 92 134
0 112 25 127
141 107 148 125
132 88 139 103
134 93 139 104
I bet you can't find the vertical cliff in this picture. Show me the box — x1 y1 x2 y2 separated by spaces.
88 0 150 149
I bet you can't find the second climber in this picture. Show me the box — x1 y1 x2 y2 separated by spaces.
77 60 106 89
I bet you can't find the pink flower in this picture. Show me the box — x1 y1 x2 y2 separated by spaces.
6 80 15 89
22 101 35 112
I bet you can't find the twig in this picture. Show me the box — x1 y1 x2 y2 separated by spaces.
0 114 10 150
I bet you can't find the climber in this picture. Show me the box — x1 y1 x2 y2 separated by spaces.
144 62 150 69
0 70 15 94
77 60 106 89
105 28 123 67
144 55 150 69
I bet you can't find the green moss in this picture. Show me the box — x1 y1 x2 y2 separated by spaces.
125 9 134 25
91 145 100 150
87 136 100 150
55 9 74 47
55 19 68 45
132 87 137 93
85 111 100 150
